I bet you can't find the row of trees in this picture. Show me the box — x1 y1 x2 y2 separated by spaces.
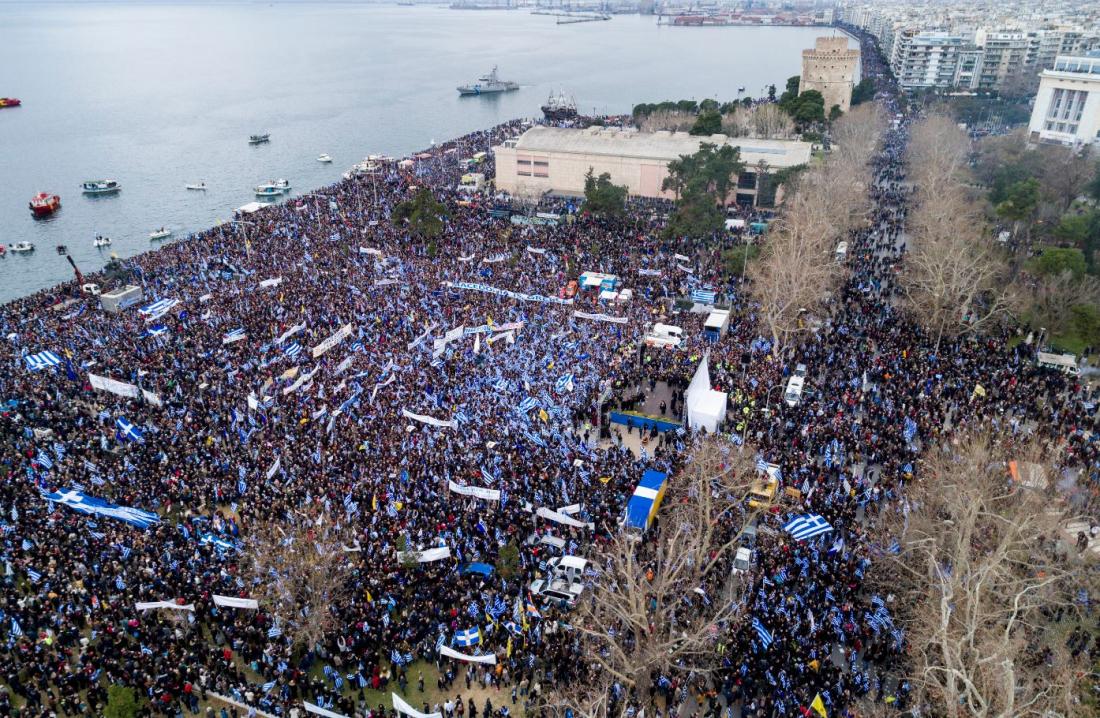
747 104 888 353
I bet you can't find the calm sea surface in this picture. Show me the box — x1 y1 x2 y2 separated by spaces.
0 2 852 302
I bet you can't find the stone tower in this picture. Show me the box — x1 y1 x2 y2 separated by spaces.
799 36 861 114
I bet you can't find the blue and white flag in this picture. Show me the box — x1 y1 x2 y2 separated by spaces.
115 417 145 443
35 452 53 470
26 568 42 583
691 289 717 305
115 576 126 591
268 623 282 638
524 431 547 448
139 298 180 322
751 617 773 649
40 487 160 529
783 514 834 541
283 342 302 360
903 416 918 443
25 351 63 371
144 324 169 338
10 619 22 637
453 626 481 647
223 328 247 345
52 442 66 461
554 374 574 393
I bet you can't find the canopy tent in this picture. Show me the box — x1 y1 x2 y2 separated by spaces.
624 469 668 532
578 272 619 291
688 389 727 433
704 309 730 340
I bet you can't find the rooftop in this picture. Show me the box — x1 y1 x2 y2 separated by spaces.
507 126 813 168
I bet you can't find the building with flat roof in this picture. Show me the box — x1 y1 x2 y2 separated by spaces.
1028 52 1100 146
492 126 813 206
800 37 861 113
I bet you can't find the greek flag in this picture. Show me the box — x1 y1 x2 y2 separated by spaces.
554 374 574 393
35 452 53 470
454 626 480 647
40 487 160 529
283 342 302 359
691 289 717 305
26 568 42 583
139 298 180 321
903 416 918 443
480 467 495 484
268 623 282 638
144 324 169 338
524 431 547 448
783 514 834 541
488 595 508 619
51 442 66 461
115 417 145 443
751 617 773 649
262 681 277 694
199 533 238 552
223 328 247 344
351 341 364 352
119 545 132 560
25 351 63 371
237 478 247 495
517 397 538 415
390 649 413 666
10 619 22 637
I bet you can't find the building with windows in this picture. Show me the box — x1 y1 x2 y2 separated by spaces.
890 30 968 90
799 37 861 113
1028 52 1100 146
492 126 813 205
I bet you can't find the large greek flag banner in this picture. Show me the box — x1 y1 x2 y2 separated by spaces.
41 487 160 529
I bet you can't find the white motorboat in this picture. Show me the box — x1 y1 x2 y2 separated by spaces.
10 242 34 253
185 182 207 191
93 235 112 247
149 227 172 241
254 179 291 197
317 154 333 163
81 179 121 195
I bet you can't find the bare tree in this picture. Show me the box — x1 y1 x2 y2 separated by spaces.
551 438 763 712
1009 270 1100 337
878 433 1090 718
638 110 696 134
908 114 972 199
239 512 356 652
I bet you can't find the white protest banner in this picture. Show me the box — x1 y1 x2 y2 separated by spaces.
358 247 383 256
198 293 213 303
223 332 248 345
212 595 259 609
247 394 259 411
493 321 525 332
487 331 514 346
141 389 162 407
135 600 195 612
638 268 662 277
396 546 452 563
447 480 501 502
537 507 594 530
374 279 400 287
392 692 444 718
304 702 352 718
458 254 476 263
277 322 306 345
677 263 694 274
258 277 283 288
481 254 508 264
266 456 281 480
402 409 456 429
407 323 437 350
88 373 140 399
557 504 581 515
371 373 396 402
462 325 493 336
526 246 547 255
674 253 690 261
444 325 465 343
311 324 353 359
283 367 319 396
446 281 574 306
572 311 628 325
438 646 497 665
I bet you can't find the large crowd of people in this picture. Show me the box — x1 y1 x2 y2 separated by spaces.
0 26 1096 718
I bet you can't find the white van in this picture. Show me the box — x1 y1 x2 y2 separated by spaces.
835 241 848 262
784 364 807 407
1036 352 1080 376
529 556 588 607
644 323 684 349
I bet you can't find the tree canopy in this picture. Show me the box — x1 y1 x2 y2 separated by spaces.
662 143 745 239
583 169 628 216
392 188 448 240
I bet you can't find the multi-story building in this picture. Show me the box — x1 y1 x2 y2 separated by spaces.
890 30 967 90
1027 51 1100 146
799 37 861 113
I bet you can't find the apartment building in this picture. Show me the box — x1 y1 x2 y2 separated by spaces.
1027 52 1100 146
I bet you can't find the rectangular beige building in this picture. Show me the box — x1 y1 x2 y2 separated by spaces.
492 126 813 205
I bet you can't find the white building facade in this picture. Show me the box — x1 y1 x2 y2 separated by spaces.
1028 53 1100 146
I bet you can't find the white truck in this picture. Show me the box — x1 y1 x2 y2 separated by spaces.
529 555 589 607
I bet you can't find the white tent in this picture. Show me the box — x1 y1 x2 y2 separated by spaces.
689 389 727 433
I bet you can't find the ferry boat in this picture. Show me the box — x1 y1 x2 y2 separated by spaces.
81 179 121 195
149 227 172 241
457 66 519 95
185 182 207 191
254 179 291 197
541 90 578 122
317 154 333 163
93 235 112 247
29 192 61 217
9 242 35 253
0 98 21 109
249 134 270 145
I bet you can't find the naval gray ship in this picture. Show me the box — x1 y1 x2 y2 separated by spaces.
457 66 519 95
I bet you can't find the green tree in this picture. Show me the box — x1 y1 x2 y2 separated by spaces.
1088 161 1100 202
721 244 760 277
850 78 875 105
995 178 1041 238
699 98 720 112
1069 303 1100 348
396 535 419 569
828 104 844 122
1053 212 1092 246
789 90 826 126
583 169 628 216
690 109 722 136
767 84 777 102
1032 247 1087 278
105 685 142 718
664 186 726 239
392 188 448 240
495 541 521 580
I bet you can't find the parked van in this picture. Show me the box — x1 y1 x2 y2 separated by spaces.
1036 351 1080 376
644 323 684 349
835 241 848 262
784 364 808 407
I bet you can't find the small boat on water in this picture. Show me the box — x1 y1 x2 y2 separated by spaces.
93 235 112 248
185 182 207 191
0 245 6 257
457 66 519 95
249 134 270 145
317 154 333 163
81 179 121 195
10 242 35 253
149 227 172 241
254 179 291 197
541 89 578 122
0 98 21 109
29 192 61 217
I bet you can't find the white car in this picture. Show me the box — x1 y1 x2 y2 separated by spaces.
732 546 752 574
529 555 588 607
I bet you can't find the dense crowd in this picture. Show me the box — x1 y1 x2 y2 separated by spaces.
0 28 1097 718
